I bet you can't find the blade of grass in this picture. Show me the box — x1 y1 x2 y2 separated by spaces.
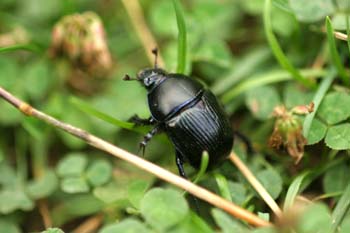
193 151 209 184
303 68 336 137
326 17 349 86
212 47 270 95
214 173 232 202
173 0 187 74
263 0 314 88
283 172 309 211
331 182 350 233
0 44 40 53
300 156 346 192
70 97 146 134
346 15 350 56
221 68 325 104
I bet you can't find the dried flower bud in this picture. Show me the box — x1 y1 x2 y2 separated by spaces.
269 103 313 164
49 12 112 77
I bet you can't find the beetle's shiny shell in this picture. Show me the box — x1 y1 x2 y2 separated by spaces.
147 74 233 169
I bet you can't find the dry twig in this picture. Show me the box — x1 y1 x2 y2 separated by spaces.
229 153 282 218
0 86 271 227
121 0 165 67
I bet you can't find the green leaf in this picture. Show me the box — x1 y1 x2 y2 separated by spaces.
0 219 21 233
326 17 349 86
212 208 248 233
140 188 189 231
168 212 213 233
271 4 298 37
283 82 314 109
100 219 152 233
273 0 292 13
27 170 59 199
318 92 350 125
289 0 335 23
331 183 350 233
0 162 17 187
128 180 150 209
245 85 281 120
303 69 336 138
325 123 350 150
214 173 232 201
59 107 92 149
41 228 64 233
51 194 103 226
192 39 232 67
323 164 348 194
93 183 127 204
340 215 350 233
150 1 177 37
297 203 332 233
332 13 350 30
228 181 247 206
252 227 277 233
57 153 88 177
61 177 89 193
346 13 350 57
258 212 270 222
306 118 327 145
86 160 112 187
23 60 52 100
0 188 34 214
173 0 187 74
257 169 283 200
264 0 314 88
284 172 308 211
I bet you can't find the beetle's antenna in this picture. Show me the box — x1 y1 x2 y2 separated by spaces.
123 74 138 81
151 48 158 69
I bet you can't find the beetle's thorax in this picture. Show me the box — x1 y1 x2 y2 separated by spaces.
147 74 204 122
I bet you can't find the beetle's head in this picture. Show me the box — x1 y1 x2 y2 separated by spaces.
136 68 167 90
123 48 167 90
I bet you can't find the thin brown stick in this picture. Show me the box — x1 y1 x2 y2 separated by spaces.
38 199 52 228
122 0 165 67
229 152 282 218
72 214 103 233
334 31 349 41
0 86 271 227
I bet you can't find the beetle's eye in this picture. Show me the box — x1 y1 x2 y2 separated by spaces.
144 77 151 86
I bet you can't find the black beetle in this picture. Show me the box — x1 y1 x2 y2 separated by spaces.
124 50 233 178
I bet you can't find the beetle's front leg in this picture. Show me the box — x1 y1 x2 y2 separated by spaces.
129 114 155 126
139 125 160 156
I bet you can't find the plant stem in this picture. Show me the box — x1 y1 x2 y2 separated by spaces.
0 86 271 227
229 152 282 218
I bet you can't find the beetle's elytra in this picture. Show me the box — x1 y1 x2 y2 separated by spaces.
124 50 233 178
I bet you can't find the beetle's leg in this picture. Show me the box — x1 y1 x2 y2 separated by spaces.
175 150 200 213
129 115 155 126
234 130 254 155
139 126 160 156
175 154 187 179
